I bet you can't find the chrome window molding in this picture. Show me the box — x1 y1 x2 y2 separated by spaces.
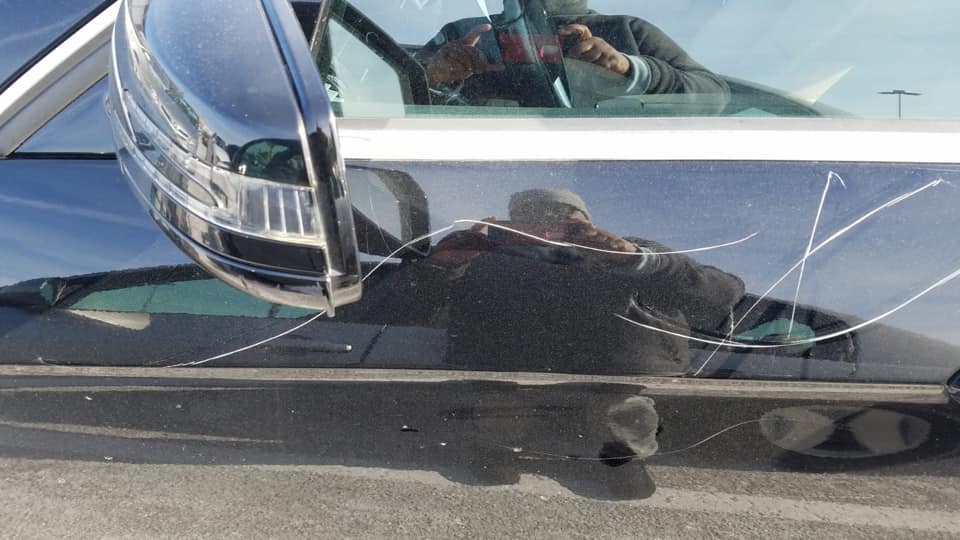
0 1 120 156
337 117 960 163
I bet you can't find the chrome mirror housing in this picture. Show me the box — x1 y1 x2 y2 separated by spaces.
106 0 361 315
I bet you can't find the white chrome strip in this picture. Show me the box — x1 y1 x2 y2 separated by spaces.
339 118 960 163
0 1 120 155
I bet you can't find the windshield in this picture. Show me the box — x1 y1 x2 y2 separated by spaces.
0 0 106 91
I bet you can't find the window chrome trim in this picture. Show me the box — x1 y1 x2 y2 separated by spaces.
338 118 960 163
0 1 120 156
2 1 957 165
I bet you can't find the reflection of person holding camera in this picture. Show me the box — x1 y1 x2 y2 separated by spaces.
432 189 745 375
430 189 635 266
420 0 728 100
500 188 639 256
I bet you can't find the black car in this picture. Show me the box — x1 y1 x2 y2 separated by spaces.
1 0 959 536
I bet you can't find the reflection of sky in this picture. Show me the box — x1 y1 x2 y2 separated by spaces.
18 79 113 154
0 160 189 287
350 0 960 119
0 0 101 84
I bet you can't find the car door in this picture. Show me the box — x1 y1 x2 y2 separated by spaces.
315 0 960 383
1 0 960 535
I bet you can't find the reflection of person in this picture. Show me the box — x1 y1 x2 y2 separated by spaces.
420 0 728 100
432 189 745 375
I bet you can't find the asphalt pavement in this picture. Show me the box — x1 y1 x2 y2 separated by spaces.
1 458 957 539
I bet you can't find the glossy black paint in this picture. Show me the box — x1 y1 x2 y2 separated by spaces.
4 1 960 530
0 373 956 502
0 159 183 283
350 160 960 382
2 156 960 383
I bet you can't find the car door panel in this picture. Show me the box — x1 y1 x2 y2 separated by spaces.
1 2 960 530
4 155 960 383
0 372 956 505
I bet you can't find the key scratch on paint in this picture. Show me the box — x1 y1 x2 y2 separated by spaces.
618 260 960 350
693 176 948 375
788 171 846 338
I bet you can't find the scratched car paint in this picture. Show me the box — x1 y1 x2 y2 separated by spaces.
1 0 960 536
4 160 958 383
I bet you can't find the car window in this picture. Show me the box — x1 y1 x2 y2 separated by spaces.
0 0 107 92
324 19 408 117
16 78 113 154
12 1 324 156
318 0 960 119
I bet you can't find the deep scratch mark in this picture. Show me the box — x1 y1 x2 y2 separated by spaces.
617 261 960 350
166 312 326 368
652 420 759 457
498 419 758 463
694 177 946 376
362 224 458 282
364 219 759 282
468 220 759 257
740 178 947 334
168 220 758 368
789 171 846 337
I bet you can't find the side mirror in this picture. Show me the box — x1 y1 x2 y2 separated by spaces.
106 0 363 315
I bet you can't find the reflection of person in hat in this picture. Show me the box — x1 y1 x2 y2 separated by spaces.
428 188 641 268
420 187 747 375
506 188 639 258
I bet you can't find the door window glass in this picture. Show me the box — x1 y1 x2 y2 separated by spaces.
316 0 960 120
324 19 408 117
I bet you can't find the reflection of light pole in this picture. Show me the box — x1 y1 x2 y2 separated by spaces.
878 89 922 119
